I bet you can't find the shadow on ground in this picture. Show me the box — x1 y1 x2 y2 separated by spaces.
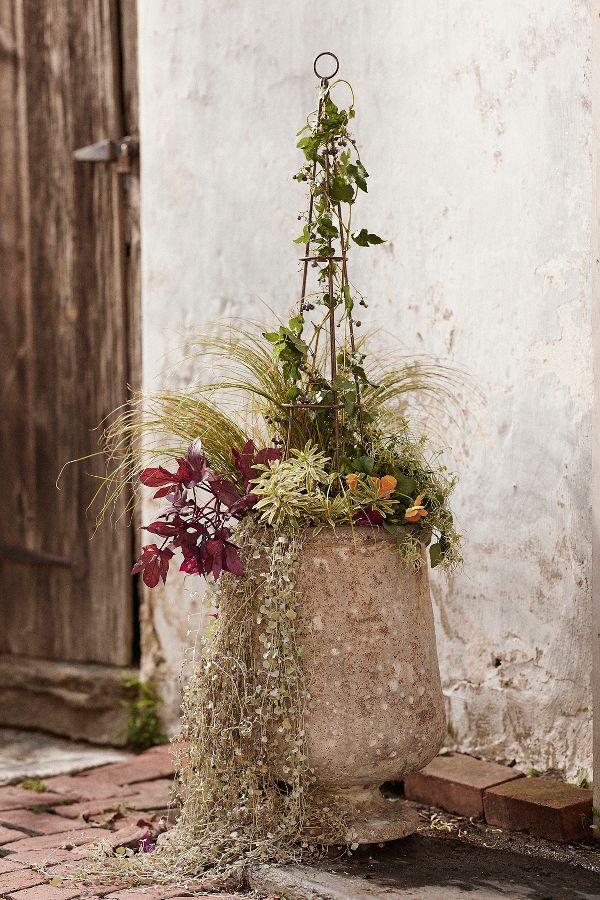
252 834 600 899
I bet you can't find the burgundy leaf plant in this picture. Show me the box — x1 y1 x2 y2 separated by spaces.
132 438 280 588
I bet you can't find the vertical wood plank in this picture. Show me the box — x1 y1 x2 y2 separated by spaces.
0 0 137 666
0 0 37 650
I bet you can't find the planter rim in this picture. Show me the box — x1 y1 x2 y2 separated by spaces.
299 523 431 546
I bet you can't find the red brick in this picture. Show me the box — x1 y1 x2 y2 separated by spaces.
483 777 593 842
42 883 134 900
43 776 123 802
0 786 68 812
6 885 81 900
128 779 173 811
0 868 46 892
0 825 27 845
5 848 74 867
88 746 175 787
0 809 78 836
98 823 148 850
1 826 113 853
0 856 23 874
404 752 524 818
51 794 137 821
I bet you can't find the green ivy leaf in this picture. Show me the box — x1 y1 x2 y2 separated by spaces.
293 224 311 245
316 217 338 240
352 228 385 246
348 161 368 192
353 454 375 475
330 176 354 204
351 228 369 247
393 474 418 499
288 314 304 334
332 375 353 391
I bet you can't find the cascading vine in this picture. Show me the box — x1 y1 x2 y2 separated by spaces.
81 521 347 886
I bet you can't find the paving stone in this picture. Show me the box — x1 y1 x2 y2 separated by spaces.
56 794 138 821
0 825 27 845
43 776 123 802
0 809 79 836
483 776 593 842
4 848 74 866
87 746 175 787
0 855 23 873
127 779 173 811
1 826 113 853
403 752 524 818
44 866 123 896
0 867 47 892
103 823 148 850
0 786 68 812
6 885 81 900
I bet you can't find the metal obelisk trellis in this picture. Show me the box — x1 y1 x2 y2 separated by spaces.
284 52 366 473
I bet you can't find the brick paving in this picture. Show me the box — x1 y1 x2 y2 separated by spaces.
0 745 247 899
1 745 594 897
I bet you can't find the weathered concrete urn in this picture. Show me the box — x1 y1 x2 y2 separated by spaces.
294 526 446 842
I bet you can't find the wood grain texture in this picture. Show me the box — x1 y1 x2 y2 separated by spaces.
0 0 139 666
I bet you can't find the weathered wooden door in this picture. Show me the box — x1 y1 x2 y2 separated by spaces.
0 0 140 742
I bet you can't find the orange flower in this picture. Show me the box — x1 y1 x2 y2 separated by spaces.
345 473 359 492
405 493 428 523
378 475 397 497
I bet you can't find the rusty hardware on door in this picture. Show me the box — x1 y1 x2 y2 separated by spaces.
73 135 138 174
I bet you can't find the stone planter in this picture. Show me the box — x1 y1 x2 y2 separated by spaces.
294 526 446 843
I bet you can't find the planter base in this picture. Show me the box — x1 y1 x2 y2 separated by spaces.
302 791 419 846
342 789 420 844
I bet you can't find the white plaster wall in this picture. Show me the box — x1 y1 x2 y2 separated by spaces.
138 0 593 777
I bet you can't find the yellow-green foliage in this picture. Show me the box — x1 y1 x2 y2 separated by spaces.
93 324 466 528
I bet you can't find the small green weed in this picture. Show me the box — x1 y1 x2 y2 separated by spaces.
120 676 168 750
19 778 47 792
572 768 593 790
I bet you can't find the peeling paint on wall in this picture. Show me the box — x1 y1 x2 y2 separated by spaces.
138 0 592 778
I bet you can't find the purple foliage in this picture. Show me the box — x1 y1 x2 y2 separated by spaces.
352 508 384 527
132 439 279 587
